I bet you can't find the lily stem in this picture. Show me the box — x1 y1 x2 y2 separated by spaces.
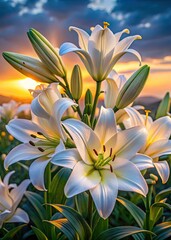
88 192 93 228
145 185 153 240
90 81 101 127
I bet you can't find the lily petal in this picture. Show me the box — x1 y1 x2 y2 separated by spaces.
95 107 117 144
154 161 170 184
115 35 142 53
113 158 148 196
64 161 101 197
106 126 147 159
6 119 42 143
69 26 89 51
104 77 119 108
90 170 118 219
147 116 171 143
131 154 153 170
52 98 77 140
63 119 101 164
51 149 81 169
7 208 29 223
3 171 15 186
145 140 171 158
29 157 50 191
4 144 46 170
10 179 30 210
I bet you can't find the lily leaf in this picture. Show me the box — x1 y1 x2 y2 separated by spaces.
95 226 155 240
50 168 71 204
31 226 48 240
2 224 26 240
153 221 171 240
117 196 145 227
155 187 171 202
48 204 92 240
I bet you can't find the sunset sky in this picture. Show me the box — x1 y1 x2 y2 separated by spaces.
1 0 171 101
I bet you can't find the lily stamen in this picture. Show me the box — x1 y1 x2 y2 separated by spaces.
38 147 45 152
112 155 116 161
103 145 106 152
29 141 35 146
93 149 98 156
144 109 151 126
103 21 110 28
109 148 113 157
30 134 37 138
109 164 113 172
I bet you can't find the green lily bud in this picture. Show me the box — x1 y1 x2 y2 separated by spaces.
27 28 66 78
70 65 83 100
85 89 93 105
3 52 57 83
150 174 158 182
146 179 156 185
156 92 170 119
116 65 150 109
82 114 91 126
83 104 92 116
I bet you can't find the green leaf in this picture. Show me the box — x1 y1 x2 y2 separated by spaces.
75 192 88 218
154 221 171 240
155 187 171 202
49 204 92 240
117 196 145 227
150 201 171 228
92 210 108 239
47 218 78 240
95 226 154 240
25 191 47 220
50 168 71 204
156 92 170 119
2 224 26 240
31 226 48 240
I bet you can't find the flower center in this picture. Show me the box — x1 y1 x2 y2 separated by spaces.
93 146 115 172
29 131 60 153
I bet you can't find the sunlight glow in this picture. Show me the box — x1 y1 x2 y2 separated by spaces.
18 78 39 90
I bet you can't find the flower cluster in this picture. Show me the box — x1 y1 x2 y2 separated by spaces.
1 22 171 239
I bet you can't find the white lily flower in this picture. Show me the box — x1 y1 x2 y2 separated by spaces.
59 24 142 82
0 100 30 123
0 171 30 228
118 107 171 183
51 107 151 219
5 84 77 191
104 70 127 108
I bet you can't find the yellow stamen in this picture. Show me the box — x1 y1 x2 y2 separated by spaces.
103 21 110 28
1 131 6 137
144 109 151 125
8 135 14 141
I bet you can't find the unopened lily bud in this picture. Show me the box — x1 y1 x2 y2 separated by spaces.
146 179 156 185
85 89 93 105
82 114 91 126
116 65 150 109
156 92 170 119
3 52 57 83
27 28 66 78
71 65 83 100
1 154 6 161
83 104 92 116
150 174 158 182
1 131 6 137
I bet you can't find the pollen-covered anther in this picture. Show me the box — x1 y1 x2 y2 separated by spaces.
30 134 37 138
37 132 44 136
109 164 113 172
103 145 106 152
38 147 45 152
103 21 110 28
109 148 113 157
93 149 98 156
29 141 35 146
112 155 116 161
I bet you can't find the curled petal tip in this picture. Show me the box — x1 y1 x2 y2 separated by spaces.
124 28 130 34
137 35 142 40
